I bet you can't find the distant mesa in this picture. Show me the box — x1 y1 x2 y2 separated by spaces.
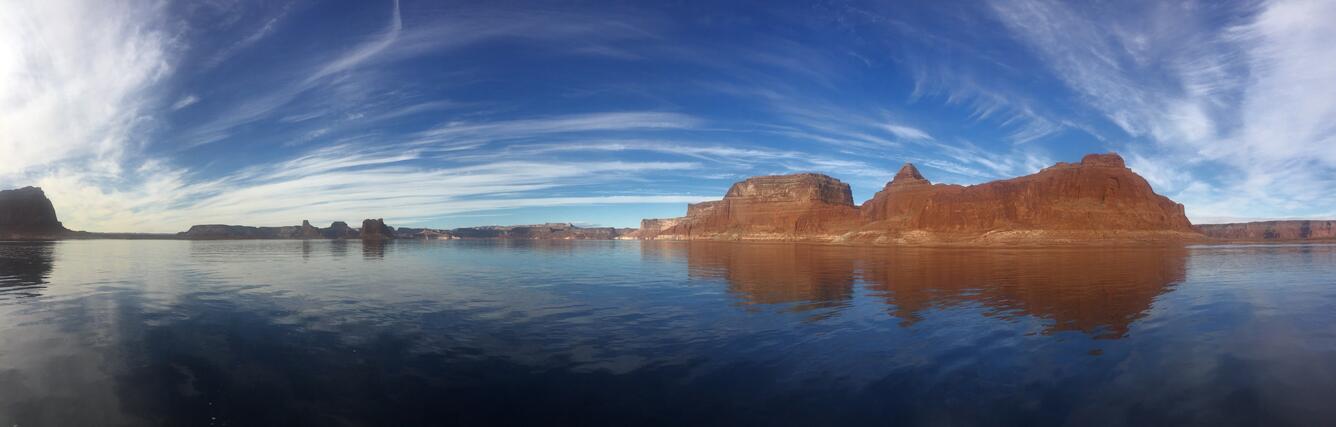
1196 220 1336 241
181 219 391 240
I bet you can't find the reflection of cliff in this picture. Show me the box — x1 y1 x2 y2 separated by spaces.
0 242 56 297
863 247 1187 338
674 242 1186 338
685 242 856 312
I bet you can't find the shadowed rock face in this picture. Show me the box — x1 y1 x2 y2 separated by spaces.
359 219 396 240
647 173 861 240
0 187 67 239
860 153 1193 233
181 220 363 239
1196 221 1336 240
323 221 358 239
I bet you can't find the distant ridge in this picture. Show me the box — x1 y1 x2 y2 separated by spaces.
2 153 1334 244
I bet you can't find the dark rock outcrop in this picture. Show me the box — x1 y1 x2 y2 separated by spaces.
1196 221 1336 240
181 220 363 239
359 218 396 240
0 187 67 239
323 221 358 239
299 220 323 238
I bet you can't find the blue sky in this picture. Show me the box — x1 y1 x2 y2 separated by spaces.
3 0 1335 232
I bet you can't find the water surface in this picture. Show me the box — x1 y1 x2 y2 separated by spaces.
1 240 1335 425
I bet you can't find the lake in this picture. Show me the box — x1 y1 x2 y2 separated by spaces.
1 240 1335 425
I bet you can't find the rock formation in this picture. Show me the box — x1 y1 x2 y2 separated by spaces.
641 173 861 241
359 218 396 240
322 221 357 239
299 220 323 238
639 153 1200 244
448 223 628 240
181 220 365 239
1196 221 1336 240
0 187 67 239
856 153 1196 243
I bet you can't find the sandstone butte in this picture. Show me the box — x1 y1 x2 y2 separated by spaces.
638 153 1208 245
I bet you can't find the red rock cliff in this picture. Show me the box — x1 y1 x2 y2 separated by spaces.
860 153 1194 236
640 153 1199 244
652 173 860 240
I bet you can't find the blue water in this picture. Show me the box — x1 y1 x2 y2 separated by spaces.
1 240 1335 425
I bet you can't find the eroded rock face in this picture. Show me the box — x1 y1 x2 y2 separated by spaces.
653 173 861 241
860 153 1194 236
0 187 67 239
1196 221 1336 240
360 219 396 240
639 153 1199 244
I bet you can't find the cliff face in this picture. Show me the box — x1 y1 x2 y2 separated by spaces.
0 187 67 239
1196 221 1336 240
649 173 861 241
858 153 1194 241
639 153 1199 244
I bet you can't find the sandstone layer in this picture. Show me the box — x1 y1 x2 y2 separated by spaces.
0 187 68 239
639 153 1201 245
641 173 860 241
1196 221 1336 241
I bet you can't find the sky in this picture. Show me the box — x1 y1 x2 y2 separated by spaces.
2 0 1335 232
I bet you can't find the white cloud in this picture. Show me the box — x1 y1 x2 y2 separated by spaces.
880 124 933 141
990 0 1336 219
0 0 171 177
171 94 199 110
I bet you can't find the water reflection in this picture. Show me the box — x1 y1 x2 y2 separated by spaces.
862 247 1187 338
362 240 388 259
0 241 55 299
675 242 1187 338
2 240 1333 425
685 242 855 315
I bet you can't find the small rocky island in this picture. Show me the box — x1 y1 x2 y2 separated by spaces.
2 153 1334 244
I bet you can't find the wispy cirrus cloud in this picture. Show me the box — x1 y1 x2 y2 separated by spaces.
988 0 1336 221
0 0 171 177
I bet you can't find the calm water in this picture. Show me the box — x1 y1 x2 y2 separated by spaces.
1 240 1335 426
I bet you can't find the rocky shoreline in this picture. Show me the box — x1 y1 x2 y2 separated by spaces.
3 153 1334 245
